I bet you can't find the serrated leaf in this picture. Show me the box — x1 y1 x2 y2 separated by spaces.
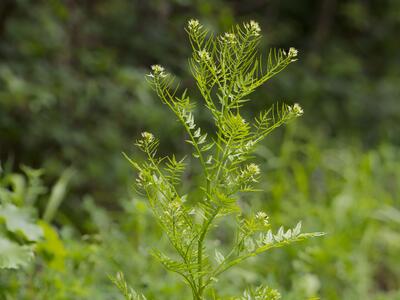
0 204 43 241
0 237 34 269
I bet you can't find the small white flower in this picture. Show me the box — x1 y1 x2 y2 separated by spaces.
255 211 267 220
198 49 211 61
240 163 261 184
289 103 303 117
245 20 261 36
246 163 260 176
141 131 155 143
250 20 261 34
148 64 167 78
288 47 298 61
255 211 269 226
152 64 165 74
188 19 201 31
221 32 236 44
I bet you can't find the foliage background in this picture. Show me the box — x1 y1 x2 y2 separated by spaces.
0 0 399 299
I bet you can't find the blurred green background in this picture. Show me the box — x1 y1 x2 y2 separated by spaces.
0 0 399 299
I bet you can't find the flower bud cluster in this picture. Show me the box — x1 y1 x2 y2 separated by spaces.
239 163 260 183
165 199 183 218
288 103 304 117
148 65 167 78
141 131 155 144
287 47 298 62
188 19 201 32
288 47 298 58
244 20 261 36
255 211 269 226
221 32 236 44
135 131 157 155
135 170 154 189
198 50 211 62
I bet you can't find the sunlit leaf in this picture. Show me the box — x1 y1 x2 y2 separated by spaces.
0 237 34 269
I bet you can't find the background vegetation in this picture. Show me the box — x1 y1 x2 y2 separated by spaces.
0 0 399 299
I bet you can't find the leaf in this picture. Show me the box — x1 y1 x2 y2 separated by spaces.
284 229 292 239
37 221 67 271
43 168 74 222
0 237 34 269
0 203 43 242
110 271 147 300
275 226 284 242
198 133 207 144
201 142 214 152
293 221 302 236
239 285 281 300
194 128 201 138
244 237 255 252
215 249 225 264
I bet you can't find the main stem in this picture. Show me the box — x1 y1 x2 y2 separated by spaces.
197 234 204 298
195 115 228 299
195 155 213 299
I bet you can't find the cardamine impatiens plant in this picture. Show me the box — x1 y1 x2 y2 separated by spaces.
114 19 324 300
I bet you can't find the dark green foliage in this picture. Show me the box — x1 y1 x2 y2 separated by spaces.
0 0 399 299
1 0 399 203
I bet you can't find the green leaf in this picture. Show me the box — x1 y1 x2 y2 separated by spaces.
215 249 225 265
0 203 43 241
110 272 147 300
43 168 74 222
37 221 67 271
0 236 34 269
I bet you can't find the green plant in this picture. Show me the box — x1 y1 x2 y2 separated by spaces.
0 165 80 299
111 272 147 300
121 19 323 299
0 166 44 270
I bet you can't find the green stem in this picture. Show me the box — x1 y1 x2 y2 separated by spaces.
197 207 220 297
